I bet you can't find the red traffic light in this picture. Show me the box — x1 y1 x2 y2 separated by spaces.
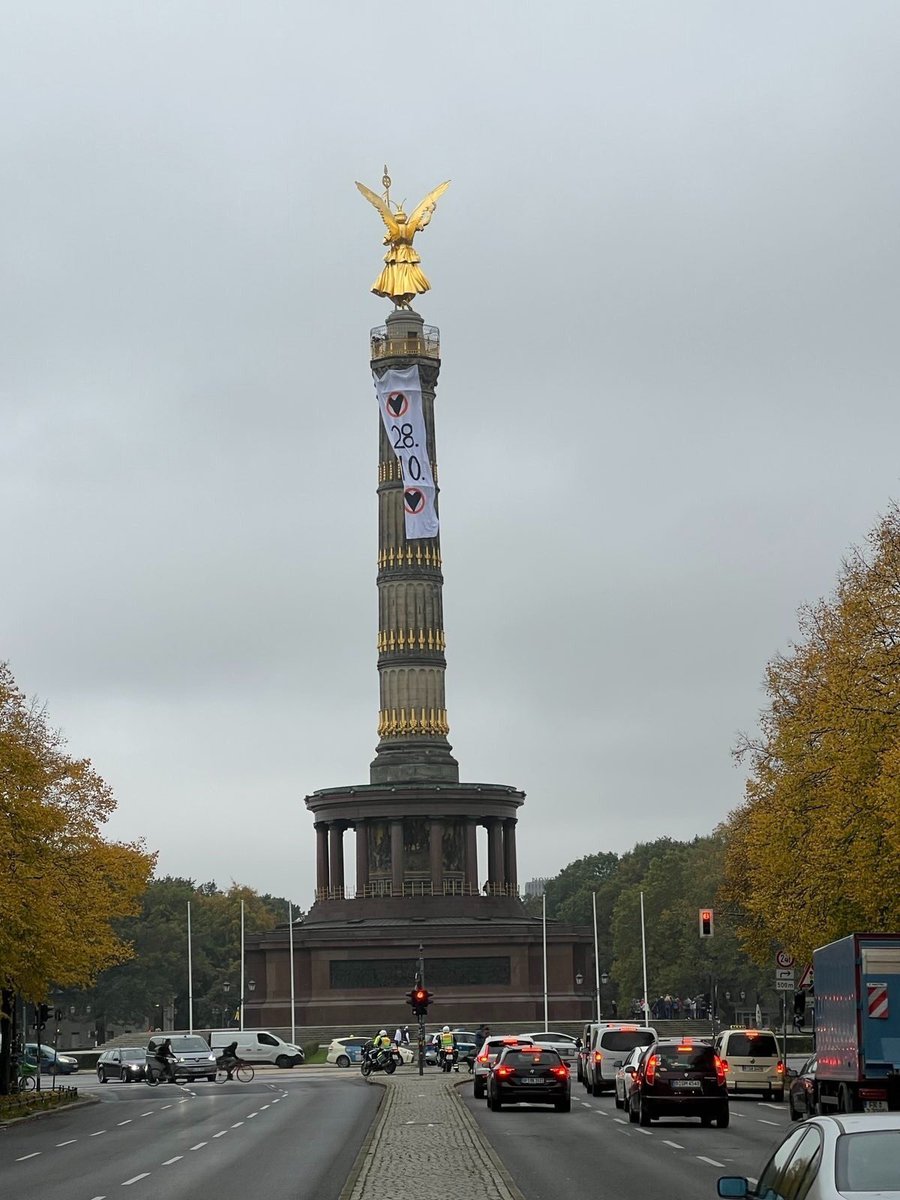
406 985 432 1014
698 908 714 937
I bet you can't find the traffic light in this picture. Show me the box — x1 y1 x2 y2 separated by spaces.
37 1003 50 1030
699 908 714 938
406 985 432 1016
793 990 807 1024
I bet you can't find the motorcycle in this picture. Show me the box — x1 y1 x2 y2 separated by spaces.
360 1041 397 1077
438 1045 458 1073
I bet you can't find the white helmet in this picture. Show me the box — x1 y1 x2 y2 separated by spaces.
443 1025 450 1032
379 1029 387 1037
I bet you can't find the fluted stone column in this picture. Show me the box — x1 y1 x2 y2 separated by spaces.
430 818 444 895
465 819 478 894
391 818 405 895
315 824 329 894
329 823 345 896
487 818 504 890
503 818 518 895
355 820 369 897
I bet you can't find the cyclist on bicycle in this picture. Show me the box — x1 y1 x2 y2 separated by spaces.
217 1040 240 1081
152 1038 177 1083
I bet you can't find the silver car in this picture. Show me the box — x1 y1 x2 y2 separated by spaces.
146 1035 218 1082
718 1113 900 1200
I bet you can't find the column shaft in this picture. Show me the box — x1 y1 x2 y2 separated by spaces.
503 819 518 895
391 818 405 895
356 820 369 897
315 824 330 894
487 819 504 890
465 820 478 894
329 824 345 896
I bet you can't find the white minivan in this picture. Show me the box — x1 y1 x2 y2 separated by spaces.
583 1022 657 1096
208 1029 305 1068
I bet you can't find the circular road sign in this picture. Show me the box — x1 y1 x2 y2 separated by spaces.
775 950 795 969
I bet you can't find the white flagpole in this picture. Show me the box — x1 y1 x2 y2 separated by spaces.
187 901 194 1034
640 891 650 1025
592 891 601 1021
288 901 296 1045
542 893 549 1031
240 899 245 1031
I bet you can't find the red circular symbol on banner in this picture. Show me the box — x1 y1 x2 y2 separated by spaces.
386 391 409 418
404 488 426 515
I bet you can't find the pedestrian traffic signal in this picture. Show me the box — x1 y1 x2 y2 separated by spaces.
699 908 714 938
406 985 432 1016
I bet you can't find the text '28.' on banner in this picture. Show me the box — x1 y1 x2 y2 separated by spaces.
374 365 439 539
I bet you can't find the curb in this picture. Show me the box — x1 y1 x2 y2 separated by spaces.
448 1074 526 1200
337 1078 388 1200
0 1093 99 1128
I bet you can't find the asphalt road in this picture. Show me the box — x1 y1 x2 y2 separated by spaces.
0 1069 378 1200
462 1080 794 1200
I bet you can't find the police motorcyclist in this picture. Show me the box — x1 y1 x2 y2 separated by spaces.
438 1025 458 1070
372 1029 393 1066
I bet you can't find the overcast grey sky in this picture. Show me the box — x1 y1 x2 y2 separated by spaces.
3 2 899 907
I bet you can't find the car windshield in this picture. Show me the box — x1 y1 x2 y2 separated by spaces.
600 1030 655 1052
726 1034 778 1056
656 1045 717 1071
502 1050 562 1068
532 1033 576 1044
122 1049 144 1061
168 1037 210 1052
835 1130 900 1191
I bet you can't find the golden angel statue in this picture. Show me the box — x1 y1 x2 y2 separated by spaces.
356 170 450 307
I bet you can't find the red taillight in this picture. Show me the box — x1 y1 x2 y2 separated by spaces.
644 1054 659 1085
720 1058 729 1073
714 1055 726 1085
476 1053 489 1064
494 1065 514 1078
776 1060 785 1074
550 1065 569 1079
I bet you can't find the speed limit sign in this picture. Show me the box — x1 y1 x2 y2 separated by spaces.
775 950 795 969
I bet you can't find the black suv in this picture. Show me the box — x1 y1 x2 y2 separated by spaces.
628 1038 729 1128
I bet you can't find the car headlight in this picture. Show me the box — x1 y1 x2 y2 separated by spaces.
208 1054 216 1062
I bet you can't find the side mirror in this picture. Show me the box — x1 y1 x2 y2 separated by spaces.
624 1065 636 1075
717 1179 749 1199
787 1068 798 1079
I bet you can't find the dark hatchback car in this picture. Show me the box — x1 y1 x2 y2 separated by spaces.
487 1046 571 1112
788 1055 818 1121
628 1039 729 1128
97 1047 147 1083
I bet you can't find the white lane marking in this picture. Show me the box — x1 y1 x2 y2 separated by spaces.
178 1097 189 1103
162 1156 183 1165
663 1140 684 1149
190 1142 207 1151
581 1101 592 1108
247 1112 258 1118
16 1153 41 1161
637 1128 653 1136
758 1103 783 1110
231 1121 244 1128
122 1174 150 1186
758 1119 780 1126
212 1131 228 1138
161 1104 173 1110
614 1118 628 1125
89 1195 106 1199
697 1156 726 1168
261 1104 270 1109
141 1111 154 1117
91 1131 107 1136
57 1139 77 1146
116 1120 132 1126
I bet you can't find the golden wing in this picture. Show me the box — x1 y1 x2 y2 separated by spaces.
355 181 400 238
407 181 451 233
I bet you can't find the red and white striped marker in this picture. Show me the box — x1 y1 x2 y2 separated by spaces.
867 982 889 1020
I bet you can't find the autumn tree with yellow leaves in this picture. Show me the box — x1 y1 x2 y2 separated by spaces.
0 662 155 1092
724 507 900 963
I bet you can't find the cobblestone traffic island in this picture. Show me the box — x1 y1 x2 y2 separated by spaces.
343 1070 523 1200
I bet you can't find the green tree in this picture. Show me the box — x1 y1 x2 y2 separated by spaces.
0 662 155 1092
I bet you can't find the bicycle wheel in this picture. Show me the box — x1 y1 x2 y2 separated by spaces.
145 1069 161 1087
235 1064 255 1083
18 1073 37 1092
215 1067 231 1083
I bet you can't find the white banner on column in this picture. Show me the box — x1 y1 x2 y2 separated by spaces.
374 365 439 539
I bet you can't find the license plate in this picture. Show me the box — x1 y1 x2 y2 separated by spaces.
863 1100 888 1113
520 1077 544 1085
743 1066 764 1072
671 1079 701 1090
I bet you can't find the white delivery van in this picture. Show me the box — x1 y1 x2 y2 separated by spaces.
208 1029 304 1067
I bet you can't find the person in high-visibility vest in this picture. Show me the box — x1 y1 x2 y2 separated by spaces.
439 1026 455 1050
